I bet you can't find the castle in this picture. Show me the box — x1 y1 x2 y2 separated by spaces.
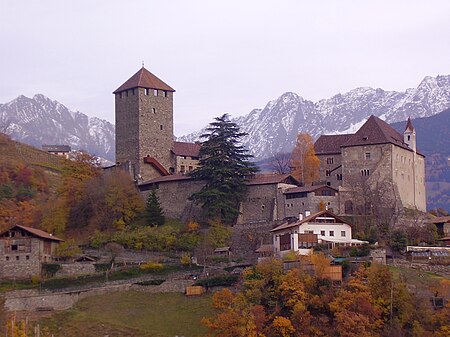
314 116 426 213
114 67 426 227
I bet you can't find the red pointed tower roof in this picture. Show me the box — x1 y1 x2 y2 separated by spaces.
113 67 175 94
404 117 415 132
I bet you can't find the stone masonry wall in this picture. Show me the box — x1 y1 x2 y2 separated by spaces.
0 238 41 280
317 153 343 188
142 179 204 221
55 263 96 277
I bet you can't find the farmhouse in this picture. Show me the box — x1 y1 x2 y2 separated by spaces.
0 225 63 280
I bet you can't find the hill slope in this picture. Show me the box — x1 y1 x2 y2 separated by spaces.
0 94 115 161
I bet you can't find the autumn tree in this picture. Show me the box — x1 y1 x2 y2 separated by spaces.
189 114 259 223
290 133 320 185
144 189 165 226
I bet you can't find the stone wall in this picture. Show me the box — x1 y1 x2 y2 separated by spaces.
284 192 339 218
55 263 96 277
231 222 275 258
317 152 343 187
142 179 204 221
0 238 41 280
3 273 195 312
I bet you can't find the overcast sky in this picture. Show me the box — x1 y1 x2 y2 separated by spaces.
1 0 449 136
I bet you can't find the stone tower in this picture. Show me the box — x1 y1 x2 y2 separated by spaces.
403 117 416 152
114 67 175 182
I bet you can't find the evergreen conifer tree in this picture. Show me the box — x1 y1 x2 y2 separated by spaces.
189 114 258 223
145 189 165 226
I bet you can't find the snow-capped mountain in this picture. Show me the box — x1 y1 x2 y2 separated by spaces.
180 75 450 160
0 94 115 161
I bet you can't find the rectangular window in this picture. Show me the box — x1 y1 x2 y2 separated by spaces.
320 230 325 236
341 231 346 237
337 173 342 180
365 152 371 160
180 165 185 173
325 170 331 177
305 230 314 234
329 231 334 237
152 108 156 114
326 157 334 164
154 89 158 96
145 88 149 95
188 166 193 171
163 91 168 97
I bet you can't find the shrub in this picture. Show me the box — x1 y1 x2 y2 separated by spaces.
139 261 164 272
180 252 192 267
41 263 61 277
194 274 239 287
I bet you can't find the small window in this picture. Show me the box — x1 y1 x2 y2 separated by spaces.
320 230 325 236
154 89 158 96
329 231 334 237
6 256 9 261
325 170 331 177
180 165 185 173
160 125 163 130
261 205 265 210
16 256 19 261
326 157 334 164
11 244 18 251
305 230 314 234
337 173 342 180
341 231 346 237
119 92 122 99
145 88 149 95
163 91 168 97
188 166 193 171
26 255 30 260
365 152 371 160
152 108 156 114
407 135 410 141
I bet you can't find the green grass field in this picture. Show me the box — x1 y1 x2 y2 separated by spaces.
39 291 215 337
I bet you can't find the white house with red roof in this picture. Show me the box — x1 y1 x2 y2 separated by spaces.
270 210 368 256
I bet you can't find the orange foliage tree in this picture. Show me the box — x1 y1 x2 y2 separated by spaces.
290 133 320 185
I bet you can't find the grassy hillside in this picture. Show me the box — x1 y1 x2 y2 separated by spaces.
39 291 215 337
0 133 66 171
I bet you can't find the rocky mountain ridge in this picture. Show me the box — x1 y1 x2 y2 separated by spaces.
0 94 115 161
180 75 450 160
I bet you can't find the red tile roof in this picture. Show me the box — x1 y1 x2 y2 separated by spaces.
284 185 338 194
113 67 175 94
246 174 299 186
143 156 169 176
343 115 411 151
172 142 201 157
270 210 351 232
140 174 192 185
0 225 63 242
314 134 353 155
405 117 415 132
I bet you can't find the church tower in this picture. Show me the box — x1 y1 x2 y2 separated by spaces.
114 67 175 182
403 117 416 152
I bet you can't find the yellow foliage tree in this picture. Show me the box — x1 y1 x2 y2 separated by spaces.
290 133 320 185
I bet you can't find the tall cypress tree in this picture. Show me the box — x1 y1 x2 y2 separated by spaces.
189 114 258 223
145 189 165 226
